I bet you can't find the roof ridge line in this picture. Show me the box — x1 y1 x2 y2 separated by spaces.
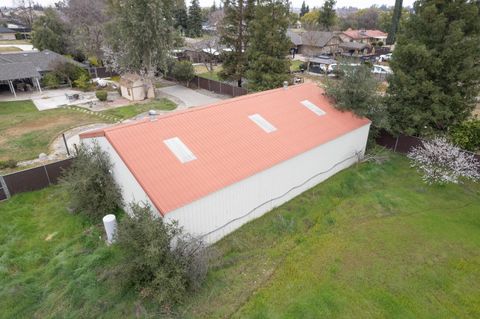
102 83 317 135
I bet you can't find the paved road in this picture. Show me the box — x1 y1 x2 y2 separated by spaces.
157 85 221 109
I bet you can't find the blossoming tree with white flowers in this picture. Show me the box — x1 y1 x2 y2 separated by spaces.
407 137 480 185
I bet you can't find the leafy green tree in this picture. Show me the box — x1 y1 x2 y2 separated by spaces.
104 0 174 75
300 1 309 17
174 0 188 33
386 0 480 136
116 203 210 306
41 72 60 88
31 8 67 53
386 0 403 45
450 118 480 152
219 0 256 87
172 60 195 86
325 63 388 134
187 0 203 37
60 142 122 221
318 0 336 31
246 0 291 91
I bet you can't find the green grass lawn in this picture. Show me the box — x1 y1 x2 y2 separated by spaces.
0 46 22 52
1 154 479 318
0 100 104 164
290 59 304 72
100 98 176 120
198 71 222 81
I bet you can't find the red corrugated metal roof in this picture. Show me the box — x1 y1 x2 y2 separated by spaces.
80 83 370 215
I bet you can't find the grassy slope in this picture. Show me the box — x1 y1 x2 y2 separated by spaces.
0 155 479 318
100 98 177 120
0 100 103 162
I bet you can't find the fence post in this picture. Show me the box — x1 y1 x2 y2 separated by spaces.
43 164 52 185
208 79 211 91
0 176 11 200
393 136 399 152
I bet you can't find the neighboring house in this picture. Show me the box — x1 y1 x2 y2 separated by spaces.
80 83 371 243
176 36 224 64
339 41 372 56
287 29 343 56
0 26 16 40
0 49 86 96
119 73 155 101
340 29 388 45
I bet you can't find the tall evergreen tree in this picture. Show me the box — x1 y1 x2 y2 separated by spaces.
104 0 174 75
219 0 255 87
31 8 68 54
318 0 336 31
386 0 403 45
300 0 309 17
386 0 480 136
246 0 291 91
187 0 203 37
174 0 189 33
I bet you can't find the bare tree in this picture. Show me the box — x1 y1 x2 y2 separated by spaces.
192 37 222 72
13 0 36 28
62 0 108 60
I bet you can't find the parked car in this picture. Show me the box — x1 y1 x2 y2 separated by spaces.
372 65 393 74
378 53 392 62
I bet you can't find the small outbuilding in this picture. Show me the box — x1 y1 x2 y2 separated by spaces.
80 83 371 243
119 73 155 101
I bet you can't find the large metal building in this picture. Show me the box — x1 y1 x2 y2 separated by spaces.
80 83 371 243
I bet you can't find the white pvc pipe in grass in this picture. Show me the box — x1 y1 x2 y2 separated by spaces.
103 214 117 245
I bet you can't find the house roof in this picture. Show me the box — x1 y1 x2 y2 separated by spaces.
343 29 387 40
0 50 85 74
80 83 370 215
301 31 338 47
339 42 371 50
0 62 41 81
0 26 15 34
287 29 303 46
119 73 143 87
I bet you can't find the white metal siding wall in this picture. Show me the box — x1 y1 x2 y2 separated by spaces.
165 124 370 243
82 136 160 216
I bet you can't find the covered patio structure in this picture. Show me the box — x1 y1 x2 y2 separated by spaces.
0 62 42 97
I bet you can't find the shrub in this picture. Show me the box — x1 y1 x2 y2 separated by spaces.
407 137 480 185
60 142 122 221
41 72 60 88
377 41 384 47
96 90 108 101
171 61 195 87
0 159 17 169
73 73 92 91
116 203 210 307
450 118 480 152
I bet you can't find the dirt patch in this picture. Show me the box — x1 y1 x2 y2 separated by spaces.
3 116 74 138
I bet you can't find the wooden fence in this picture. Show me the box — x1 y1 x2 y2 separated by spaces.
0 158 73 201
376 130 480 161
192 76 248 97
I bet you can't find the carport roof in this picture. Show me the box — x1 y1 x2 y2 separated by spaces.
0 62 41 81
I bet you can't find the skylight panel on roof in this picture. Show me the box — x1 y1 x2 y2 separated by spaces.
248 114 277 133
301 100 326 116
163 137 197 163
